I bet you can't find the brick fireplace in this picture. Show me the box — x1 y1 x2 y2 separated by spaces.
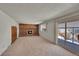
19 24 39 37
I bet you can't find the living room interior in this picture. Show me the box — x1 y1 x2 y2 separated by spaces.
0 3 79 56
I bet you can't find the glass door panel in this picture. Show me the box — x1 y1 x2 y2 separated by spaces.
58 23 65 40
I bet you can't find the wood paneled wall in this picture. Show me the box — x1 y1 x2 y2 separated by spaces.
19 24 39 37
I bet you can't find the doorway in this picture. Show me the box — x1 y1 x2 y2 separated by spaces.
11 26 17 44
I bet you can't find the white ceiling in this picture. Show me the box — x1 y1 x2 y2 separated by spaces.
0 3 79 24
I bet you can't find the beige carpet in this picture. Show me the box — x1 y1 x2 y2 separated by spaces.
2 36 76 56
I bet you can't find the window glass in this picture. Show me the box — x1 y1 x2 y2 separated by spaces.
67 21 79 45
40 23 47 31
58 23 65 40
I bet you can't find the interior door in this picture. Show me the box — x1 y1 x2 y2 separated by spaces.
11 26 17 44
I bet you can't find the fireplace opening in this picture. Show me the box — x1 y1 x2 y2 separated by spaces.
28 30 32 35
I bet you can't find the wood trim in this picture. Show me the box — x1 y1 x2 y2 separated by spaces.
65 22 67 40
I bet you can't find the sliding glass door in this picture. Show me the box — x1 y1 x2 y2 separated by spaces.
67 21 79 45
58 23 65 40
58 21 79 44
57 20 79 55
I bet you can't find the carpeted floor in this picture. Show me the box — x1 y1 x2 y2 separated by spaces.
2 36 76 56
58 39 79 55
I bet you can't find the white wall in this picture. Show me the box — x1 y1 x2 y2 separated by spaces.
39 20 57 44
0 10 18 55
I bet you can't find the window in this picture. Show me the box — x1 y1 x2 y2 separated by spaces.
58 21 79 45
67 21 79 45
40 23 47 31
58 23 65 40
57 21 79 55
